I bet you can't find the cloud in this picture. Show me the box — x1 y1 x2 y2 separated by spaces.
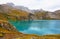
0 0 60 11
14 0 60 11
40 0 60 11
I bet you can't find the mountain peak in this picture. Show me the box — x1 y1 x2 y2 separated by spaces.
5 3 14 7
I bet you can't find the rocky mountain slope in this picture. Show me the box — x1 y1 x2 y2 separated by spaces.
0 3 29 21
0 3 60 21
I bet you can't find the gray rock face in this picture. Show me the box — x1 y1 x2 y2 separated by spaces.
0 3 60 20
14 6 32 13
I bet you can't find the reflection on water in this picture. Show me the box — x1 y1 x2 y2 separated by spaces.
9 20 60 35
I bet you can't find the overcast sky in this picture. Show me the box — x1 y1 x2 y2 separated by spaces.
0 0 60 11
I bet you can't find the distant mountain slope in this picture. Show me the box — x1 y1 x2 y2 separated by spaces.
0 3 30 21
0 3 60 21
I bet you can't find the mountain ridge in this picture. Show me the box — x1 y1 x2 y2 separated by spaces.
0 3 60 21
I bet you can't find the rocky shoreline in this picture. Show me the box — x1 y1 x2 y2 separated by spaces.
0 20 60 39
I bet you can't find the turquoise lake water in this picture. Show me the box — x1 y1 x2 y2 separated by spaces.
9 20 60 35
